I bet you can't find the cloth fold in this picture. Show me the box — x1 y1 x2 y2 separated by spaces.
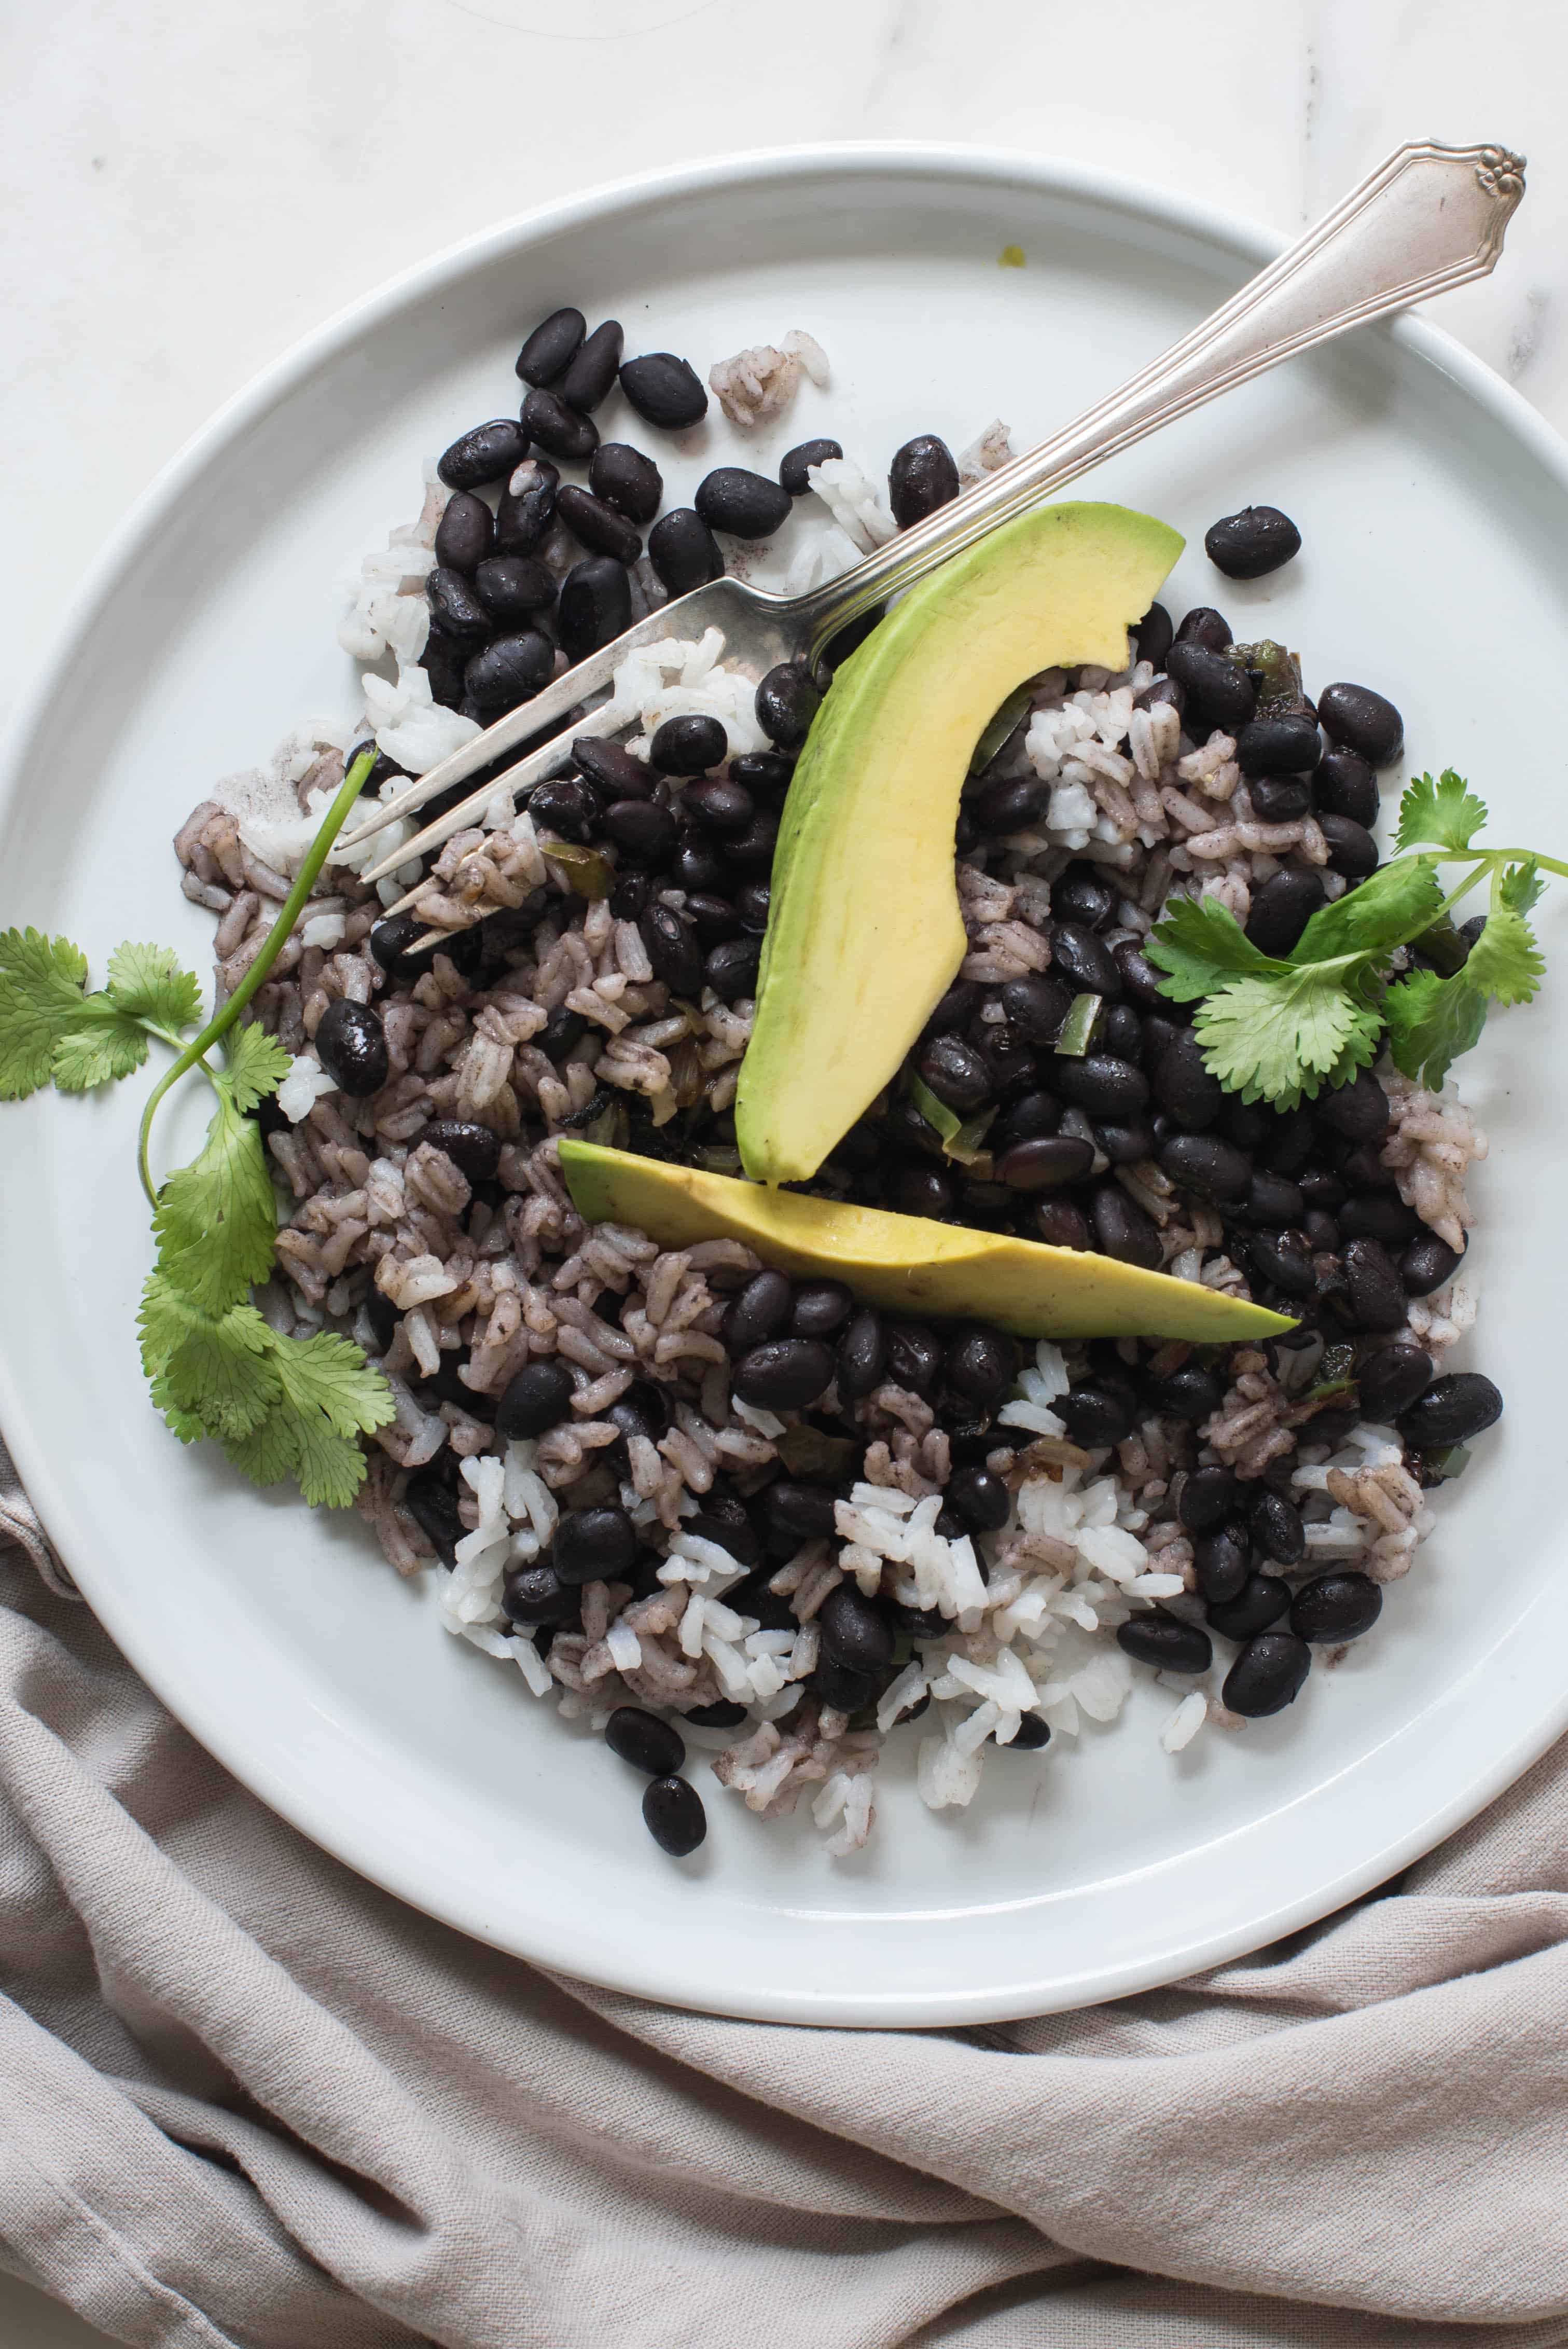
2 1448 1566 2348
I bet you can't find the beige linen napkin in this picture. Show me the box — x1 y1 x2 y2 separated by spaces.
2 1445 1566 2349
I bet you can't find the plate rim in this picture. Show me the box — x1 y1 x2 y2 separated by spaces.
5 140 1567 2024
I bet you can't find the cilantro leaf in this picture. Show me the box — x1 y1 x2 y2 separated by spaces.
1193 967 1384 1108
218 1330 394 1507
1498 858 1546 918
1384 968 1489 1090
267 1328 398 1441
151 1091 276 1312
223 1020 293 1114
105 942 203 1033
1288 858 1444 966
1145 894 1280 1003
1465 902 1545 1007
137 1277 281 1439
48 999 156 1094
1395 769 1488 853
0 929 94 1097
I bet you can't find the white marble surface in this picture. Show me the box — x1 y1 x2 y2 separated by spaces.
0 2 1559 2339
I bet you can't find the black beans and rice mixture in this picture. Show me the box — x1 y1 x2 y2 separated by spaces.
172 304 1501 1856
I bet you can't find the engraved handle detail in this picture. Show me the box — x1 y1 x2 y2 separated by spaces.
799 140 1526 657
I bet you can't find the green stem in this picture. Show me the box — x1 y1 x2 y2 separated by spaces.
1450 848 1568 880
136 749 377 1205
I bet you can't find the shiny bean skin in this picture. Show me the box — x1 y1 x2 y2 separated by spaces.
1355 1342 1433 1423
946 1325 1015 1407
1396 1372 1504 1450
1207 1574 1291 1641
501 1560 580 1626
682 778 753 835
792 1281 853 1338
558 557 632 661
1245 868 1325 957
521 387 598 462
559 319 623 412
1101 1004 1145 1062
1248 1487 1306 1565
1342 1237 1409 1332
885 1322 944 1397
1401 1232 1463 1296
918 1033 993 1114
947 1466 1010 1532
1053 863 1120 930
994 1091 1062 1145
643 1776 706 1856
553 1507 639 1586
890 1162 953 1218
1002 973 1074 1044
1091 1184 1163 1268
723 809 779 877
888 434 961 526
1158 1132 1252 1205
968 775 1048 835
515 306 585 386
1248 1228 1316 1298
1195 1525 1250 1605
495 458 559 554
837 1309 887 1399
1204 504 1301 578
996 1136 1094 1191
638 905 703 996
1291 1572 1383 1642
1245 1172 1306 1227
574 737 657 801
1166 642 1254 730
1051 922 1121 999
1249 777 1314 824
466 624 553 715
404 1473 464 1565
437 419 530 490
1319 813 1380 878
1117 1615 1213 1673
556 484 641 564
1094 1121 1156 1167
315 1000 388 1097
732 1338 836 1411
473 555 555 624
1154 1030 1224 1130
1051 1054 1148 1120
1035 1197 1092 1250
1178 1463 1239 1532
434 490 495 571
1113 938 1175 1014
704 936 761 1001
1317 1067 1390 1142
755 663 822 750
1235 713 1321 777
618 352 708 430
1339 1193 1417 1245
425 566 492 639
602 798 678 866
1056 1384 1134 1447
420 1120 501 1183
1144 1362 1222 1423
765 1480 839 1544
528 776 601 842
1314 746 1379 826
1222 1631 1311 1716
589 441 663 524
820 1584 895 1674
1317 681 1405 767
651 713 728 775
1134 602 1174 668
647 508 724 596
1174 605 1232 653
606 1706 685 1776
695 467 793 540
780 436 843 495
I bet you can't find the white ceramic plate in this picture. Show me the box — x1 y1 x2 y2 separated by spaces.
3 147 1565 2026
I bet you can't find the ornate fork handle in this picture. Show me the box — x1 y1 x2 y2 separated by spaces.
793 141 1526 660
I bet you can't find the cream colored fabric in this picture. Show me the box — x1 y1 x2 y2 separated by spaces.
2 1455 1565 2349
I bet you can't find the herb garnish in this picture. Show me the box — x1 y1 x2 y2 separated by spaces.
0 749 394 1503
1146 770 1562 1106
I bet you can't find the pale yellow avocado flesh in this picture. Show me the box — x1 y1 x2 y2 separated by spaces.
558 1142 1295 1343
735 500 1183 1185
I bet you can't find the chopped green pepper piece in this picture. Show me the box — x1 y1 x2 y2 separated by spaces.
1053 992 1104 1058
541 840 613 899
907 1070 963 1146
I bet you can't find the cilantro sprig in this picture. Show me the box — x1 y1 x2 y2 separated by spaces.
1145 770 1564 1107
0 749 394 1505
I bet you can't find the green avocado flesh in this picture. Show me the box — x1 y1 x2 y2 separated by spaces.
558 1141 1294 1343
735 500 1183 1185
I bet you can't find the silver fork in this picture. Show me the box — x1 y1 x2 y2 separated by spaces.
342 139 1525 927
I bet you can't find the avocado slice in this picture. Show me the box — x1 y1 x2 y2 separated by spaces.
736 500 1183 1185
557 1140 1294 1343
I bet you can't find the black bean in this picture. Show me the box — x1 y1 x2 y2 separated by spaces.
529 775 601 844
1317 682 1404 767
560 319 623 412
1223 1630 1311 1715
1341 1143 1396 1189
647 507 724 597
730 751 795 802
1094 1121 1155 1168
1166 642 1254 731
947 1465 1010 1533
1245 868 1324 957
1180 1463 1239 1532
465 631 554 717
496 458 559 554
520 386 598 462
555 483 641 564
1320 814 1380 878
558 557 631 661
1117 1615 1213 1673
885 1322 943 1398
1342 1237 1408 1332
364 1284 400 1356
1158 1131 1253 1206
1248 1487 1305 1566
426 566 492 639
790 1281 852 1339
502 1560 579 1626
314 999 387 1097
588 443 662 527
1259 1107 1315 1176
1195 1524 1250 1604
606 1705 684 1776
516 305 585 386
1144 676 1186 720
687 1499 760 1569
420 1120 501 1185
472 555 554 625
1248 1227 1316 1298
1174 606 1232 653
968 774 1048 836
1397 1371 1504 1450
1247 777 1313 823
538 1003 587 1062
1091 1184 1163 1269
1035 1197 1092 1250
679 771 754 836
1101 1005 1145 1063
780 435 844 495
684 892 743 946
1318 1067 1390 1142
1208 1574 1291 1641
695 467 793 541
888 434 960 527
1355 1341 1432 1423
1245 1172 1306 1227
405 1471 463 1563
1051 922 1121 999
643 1775 706 1856
1052 862 1119 931
733 1338 835 1412
1291 1572 1382 1643
606 1380 669 1447
1056 1384 1134 1447
889 1163 953 1218
1313 746 1379 828
1302 1210 1341 1253
608 873 653 920
1002 973 1074 1044
645 717 726 783
1401 1232 1462 1297
914 1034 989 1116
1339 1193 1417 1245
574 737 657 800
820 1584 895 1675
923 980 983 1039
1297 1168 1347 1210
1145 1362 1222 1423
946 1325 1015 1407
602 798 678 866
811 1655 890 1714
997 1136 1095 1191
619 352 707 430
434 490 496 573
368 913 432 982
967 1022 1031 1097
438 419 530 490
1135 602 1174 669
721 809 779 877
755 664 822 751
705 936 761 1001
837 1309 886 1399
1114 941 1176 1016
1235 713 1321 778
673 834 728 895
1204 505 1301 579
552 1506 638 1587
764 1481 839 1546
725 1271 794 1351
683 1698 749 1730
1052 1054 1148 1121
638 904 703 997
